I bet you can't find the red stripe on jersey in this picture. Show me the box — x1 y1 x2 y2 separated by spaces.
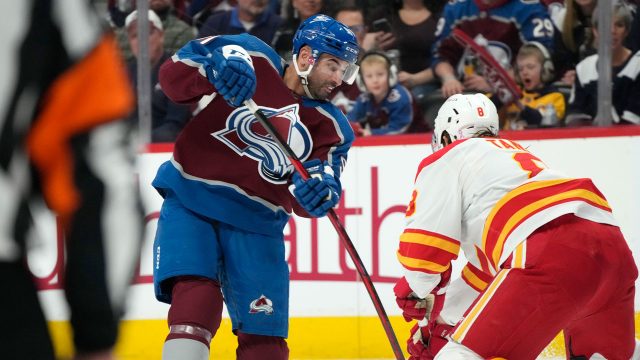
398 241 459 267
482 179 611 269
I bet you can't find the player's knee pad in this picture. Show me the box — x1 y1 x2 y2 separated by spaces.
166 276 223 346
236 332 289 360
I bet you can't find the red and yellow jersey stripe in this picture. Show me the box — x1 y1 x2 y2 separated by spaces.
481 178 611 271
397 228 460 274
461 262 494 292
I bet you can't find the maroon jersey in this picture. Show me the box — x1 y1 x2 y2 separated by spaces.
153 34 354 236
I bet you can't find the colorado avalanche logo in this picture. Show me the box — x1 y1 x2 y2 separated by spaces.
249 295 274 315
212 104 313 184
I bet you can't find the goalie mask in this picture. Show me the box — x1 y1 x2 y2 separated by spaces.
431 93 499 152
292 14 360 99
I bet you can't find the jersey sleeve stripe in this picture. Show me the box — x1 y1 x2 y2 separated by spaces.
461 264 491 292
482 179 611 270
396 252 453 273
400 229 460 254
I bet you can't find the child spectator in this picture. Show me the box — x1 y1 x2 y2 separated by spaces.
504 42 566 130
347 52 417 135
566 2 640 125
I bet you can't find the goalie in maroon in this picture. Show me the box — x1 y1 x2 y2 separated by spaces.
152 14 360 360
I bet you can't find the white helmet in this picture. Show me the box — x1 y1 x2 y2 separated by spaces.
431 93 499 152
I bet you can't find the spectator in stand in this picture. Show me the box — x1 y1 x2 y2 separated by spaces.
347 52 418 135
566 3 640 126
503 42 566 130
126 10 192 142
432 0 554 98
188 0 237 29
150 0 197 55
271 0 324 61
548 0 597 86
114 0 196 61
329 5 369 114
198 0 282 43
368 0 443 103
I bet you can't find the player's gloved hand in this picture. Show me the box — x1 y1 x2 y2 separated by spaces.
394 267 451 322
290 159 340 217
394 276 434 321
407 320 453 360
206 44 256 107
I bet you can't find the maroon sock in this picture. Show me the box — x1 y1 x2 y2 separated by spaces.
236 332 289 360
166 276 223 346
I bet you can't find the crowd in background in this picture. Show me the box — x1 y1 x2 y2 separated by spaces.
99 0 640 142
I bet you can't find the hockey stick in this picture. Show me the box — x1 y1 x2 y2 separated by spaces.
244 99 405 360
450 28 523 108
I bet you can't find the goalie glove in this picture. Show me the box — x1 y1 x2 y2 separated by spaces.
407 319 454 360
206 44 257 107
290 159 341 217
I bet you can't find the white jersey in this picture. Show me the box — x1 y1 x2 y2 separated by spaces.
398 137 617 297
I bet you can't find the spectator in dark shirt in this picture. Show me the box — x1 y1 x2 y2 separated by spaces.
126 10 192 142
198 0 282 43
566 2 640 125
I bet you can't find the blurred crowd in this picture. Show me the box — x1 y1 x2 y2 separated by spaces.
98 0 640 141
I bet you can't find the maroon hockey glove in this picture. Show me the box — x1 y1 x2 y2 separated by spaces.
407 321 454 360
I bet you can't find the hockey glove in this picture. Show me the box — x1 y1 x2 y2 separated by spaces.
290 159 340 217
207 44 256 107
394 268 451 322
394 276 433 321
407 320 453 360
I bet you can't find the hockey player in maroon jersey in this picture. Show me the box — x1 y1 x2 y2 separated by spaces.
395 93 638 359
152 14 360 360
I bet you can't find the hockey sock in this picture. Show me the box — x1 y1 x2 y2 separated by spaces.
163 277 223 360
236 332 289 360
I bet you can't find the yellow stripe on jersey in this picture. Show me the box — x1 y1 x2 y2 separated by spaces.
399 231 460 255
481 179 611 270
488 188 610 268
453 269 510 342
511 241 526 269
481 179 571 251
461 265 490 292
396 252 451 273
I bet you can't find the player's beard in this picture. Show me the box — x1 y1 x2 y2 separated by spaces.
306 72 338 100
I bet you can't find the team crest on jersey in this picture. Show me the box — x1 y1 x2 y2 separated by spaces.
249 295 274 315
212 104 313 184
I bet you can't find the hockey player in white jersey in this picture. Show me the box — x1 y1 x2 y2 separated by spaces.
394 93 638 359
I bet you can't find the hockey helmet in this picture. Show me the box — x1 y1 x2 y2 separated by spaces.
292 14 360 91
431 93 499 152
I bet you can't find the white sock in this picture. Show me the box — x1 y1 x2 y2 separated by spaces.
162 338 209 360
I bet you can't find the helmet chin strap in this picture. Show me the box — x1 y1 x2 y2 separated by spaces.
292 54 316 99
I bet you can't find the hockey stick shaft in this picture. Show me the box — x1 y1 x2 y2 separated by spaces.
244 99 405 360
